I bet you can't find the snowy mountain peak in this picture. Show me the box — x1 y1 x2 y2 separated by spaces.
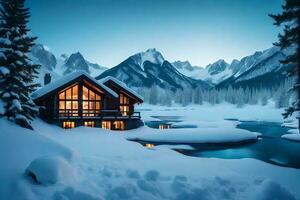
63 52 90 75
206 59 229 75
131 48 165 70
30 44 57 71
172 60 195 71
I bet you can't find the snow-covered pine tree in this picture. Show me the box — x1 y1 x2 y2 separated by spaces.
0 0 40 129
269 0 300 130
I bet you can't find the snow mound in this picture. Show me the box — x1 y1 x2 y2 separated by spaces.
0 118 77 199
127 126 258 144
281 133 300 142
26 156 76 185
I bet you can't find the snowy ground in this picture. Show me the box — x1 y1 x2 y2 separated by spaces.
282 111 300 142
1 103 300 200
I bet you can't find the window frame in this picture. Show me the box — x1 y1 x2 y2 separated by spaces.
58 84 79 117
82 85 102 117
120 93 130 116
58 83 102 118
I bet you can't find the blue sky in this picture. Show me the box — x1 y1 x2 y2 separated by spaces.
26 0 283 67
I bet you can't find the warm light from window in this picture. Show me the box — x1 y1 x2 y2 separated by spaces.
59 84 79 117
120 105 129 116
120 93 129 104
102 121 111 129
113 121 125 130
84 121 95 127
63 121 75 129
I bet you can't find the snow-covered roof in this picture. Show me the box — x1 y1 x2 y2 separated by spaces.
99 76 144 102
31 71 118 100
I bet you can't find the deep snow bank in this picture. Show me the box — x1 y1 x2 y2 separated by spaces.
26 156 76 185
0 102 300 200
0 119 76 199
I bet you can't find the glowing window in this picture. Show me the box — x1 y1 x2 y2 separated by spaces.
120 105 129 116
96 94 101 100
83 86 88 100
102 121 111 130
84 121 95 127
72 85 78 99
59 101 65 110
63 121 75 129
120 93 129 105
66 88 72 99
89 90 95 100
82 86 101 117
59 92 65 100
113 121 125 130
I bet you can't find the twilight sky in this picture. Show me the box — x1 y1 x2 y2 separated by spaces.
26 0 283 67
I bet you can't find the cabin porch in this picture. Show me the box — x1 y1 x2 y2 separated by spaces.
55 110 143 130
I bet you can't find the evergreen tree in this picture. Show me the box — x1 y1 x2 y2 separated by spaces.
0 0 40 129
269 0 300 129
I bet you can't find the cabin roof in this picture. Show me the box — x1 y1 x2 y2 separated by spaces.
31 71 118 100
99 76 144 103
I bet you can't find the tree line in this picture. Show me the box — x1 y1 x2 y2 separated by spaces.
137 78 294 108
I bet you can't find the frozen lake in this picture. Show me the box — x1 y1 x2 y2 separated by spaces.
143 117 300 169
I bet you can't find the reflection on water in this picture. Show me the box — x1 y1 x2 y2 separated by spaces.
146 115 197 129
145 143 155 148
159 124 171 129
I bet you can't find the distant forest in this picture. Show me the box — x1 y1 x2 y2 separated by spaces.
136 78 294 108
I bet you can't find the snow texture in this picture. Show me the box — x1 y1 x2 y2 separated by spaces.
127 126 258 144
0 104 299 200
26 156 76 185
31 71 118 99
134 48 165 71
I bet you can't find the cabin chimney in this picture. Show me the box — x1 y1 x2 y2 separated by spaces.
44 73 51 85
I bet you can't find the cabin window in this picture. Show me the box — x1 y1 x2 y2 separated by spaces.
63 121 75 129
120 93 129 104
59 84 79 117
113 121 125 130
84 121 95 127
82 86 101 117
120 93 130 116
102 121 111 130
120 105 129 116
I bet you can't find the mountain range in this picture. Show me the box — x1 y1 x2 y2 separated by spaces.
30 44 290 91
30 44 108 84
95 48 210 91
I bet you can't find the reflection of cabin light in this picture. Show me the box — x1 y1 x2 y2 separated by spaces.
145 143 154 148
159 124 170 129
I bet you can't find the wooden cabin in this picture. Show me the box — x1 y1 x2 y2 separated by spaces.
31 71 143 130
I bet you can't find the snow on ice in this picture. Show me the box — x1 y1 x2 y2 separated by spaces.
126 126 258 144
